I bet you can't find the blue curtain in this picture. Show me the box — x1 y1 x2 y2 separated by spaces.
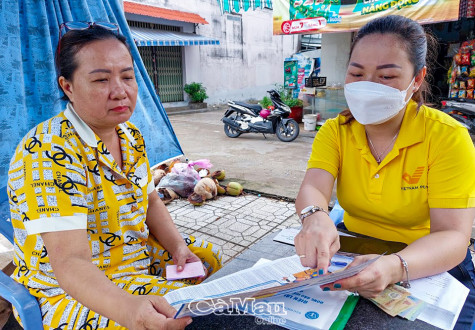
0 0 184 195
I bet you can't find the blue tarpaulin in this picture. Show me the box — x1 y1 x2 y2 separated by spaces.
0 0 183 192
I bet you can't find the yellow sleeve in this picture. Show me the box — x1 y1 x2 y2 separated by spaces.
8 133 88 235
307 117 340 178
427 127 475 208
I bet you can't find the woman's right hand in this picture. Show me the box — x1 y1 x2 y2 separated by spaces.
126 295 191 330
294 213 340 274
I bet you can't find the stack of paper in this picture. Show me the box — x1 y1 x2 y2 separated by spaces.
245 258 357 330
411 272 469 329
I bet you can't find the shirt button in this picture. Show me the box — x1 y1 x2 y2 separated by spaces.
141 241 146 246
140 226 145 233
374 174 380 179
131 204 138 212
125 183 132 189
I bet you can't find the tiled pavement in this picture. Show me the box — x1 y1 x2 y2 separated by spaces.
168 194 300 264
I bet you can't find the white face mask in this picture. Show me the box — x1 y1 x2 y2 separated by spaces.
344 78 415 125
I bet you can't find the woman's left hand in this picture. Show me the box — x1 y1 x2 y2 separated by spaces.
172 245 207 276
321 254 402 298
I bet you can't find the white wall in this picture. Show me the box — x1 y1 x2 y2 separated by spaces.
128 0 299 104
320 32 352 86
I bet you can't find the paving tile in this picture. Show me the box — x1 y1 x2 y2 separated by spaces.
204 215 266 246
168 195 299 262
194 232 228 247
248 227 271 240
188 231 247 264
165 199 187 212
237 199 296 224
278 214 301 228
221 244 247 264
176 226 195 235
205 194 257 211
169 204 227 231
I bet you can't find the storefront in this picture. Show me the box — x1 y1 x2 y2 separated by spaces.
123 1 219 104
271 0 472 118
426 15 475 103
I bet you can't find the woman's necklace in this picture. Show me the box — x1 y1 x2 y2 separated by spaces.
366 131 399 164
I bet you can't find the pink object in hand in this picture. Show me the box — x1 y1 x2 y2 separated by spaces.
166 261 205 280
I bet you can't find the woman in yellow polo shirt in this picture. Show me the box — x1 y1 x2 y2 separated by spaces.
8 24 221 329
295 15 475 328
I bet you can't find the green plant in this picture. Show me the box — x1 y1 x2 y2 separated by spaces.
260 96 273 108
273 83 303 107
184 82 208 103
283 97 303 107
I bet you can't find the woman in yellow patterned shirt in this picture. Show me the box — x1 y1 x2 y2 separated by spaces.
8 23 221 329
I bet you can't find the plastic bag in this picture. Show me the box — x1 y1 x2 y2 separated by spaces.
158 173 198 198
329 200 344 225
188 159 213 170
171 163 201 181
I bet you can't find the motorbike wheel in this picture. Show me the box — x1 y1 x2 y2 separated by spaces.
276 119 299 142
223 114 241 138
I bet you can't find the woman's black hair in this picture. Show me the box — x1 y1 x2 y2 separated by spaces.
349 15 436 106
55 25 132 101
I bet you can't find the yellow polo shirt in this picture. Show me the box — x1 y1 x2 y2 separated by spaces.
308 100 475 244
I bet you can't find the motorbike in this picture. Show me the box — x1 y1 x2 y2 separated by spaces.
221 90 300 142
440 98 475 136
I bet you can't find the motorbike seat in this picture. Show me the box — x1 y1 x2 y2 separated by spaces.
234 101 262 114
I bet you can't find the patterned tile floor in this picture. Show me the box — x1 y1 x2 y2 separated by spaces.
169 194 300 264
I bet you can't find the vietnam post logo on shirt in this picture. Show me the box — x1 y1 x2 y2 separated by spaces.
402 166 425 184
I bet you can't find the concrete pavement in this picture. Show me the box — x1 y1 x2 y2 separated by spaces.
168 107 318 200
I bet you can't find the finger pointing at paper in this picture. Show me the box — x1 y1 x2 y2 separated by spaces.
294 212 340 274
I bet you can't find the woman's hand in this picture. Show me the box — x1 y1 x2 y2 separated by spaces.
125 295 191 330
321 254 403 298
172 244 207 276
294 213 340 273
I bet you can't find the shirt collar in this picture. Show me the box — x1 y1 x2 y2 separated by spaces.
351 99 425 150
64 102 137 147
394 100 425 148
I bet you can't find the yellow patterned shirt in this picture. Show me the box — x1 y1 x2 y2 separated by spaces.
8 103 155 299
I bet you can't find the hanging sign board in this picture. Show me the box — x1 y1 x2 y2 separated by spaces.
284 59 299 88
305 76 327 88
273 0 461 35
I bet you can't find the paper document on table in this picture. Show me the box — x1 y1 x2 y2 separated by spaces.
273 227 355 246
164 255 305 310
273 227 300 245
167 254 381 318
247 258 357 330
410 272 469 330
